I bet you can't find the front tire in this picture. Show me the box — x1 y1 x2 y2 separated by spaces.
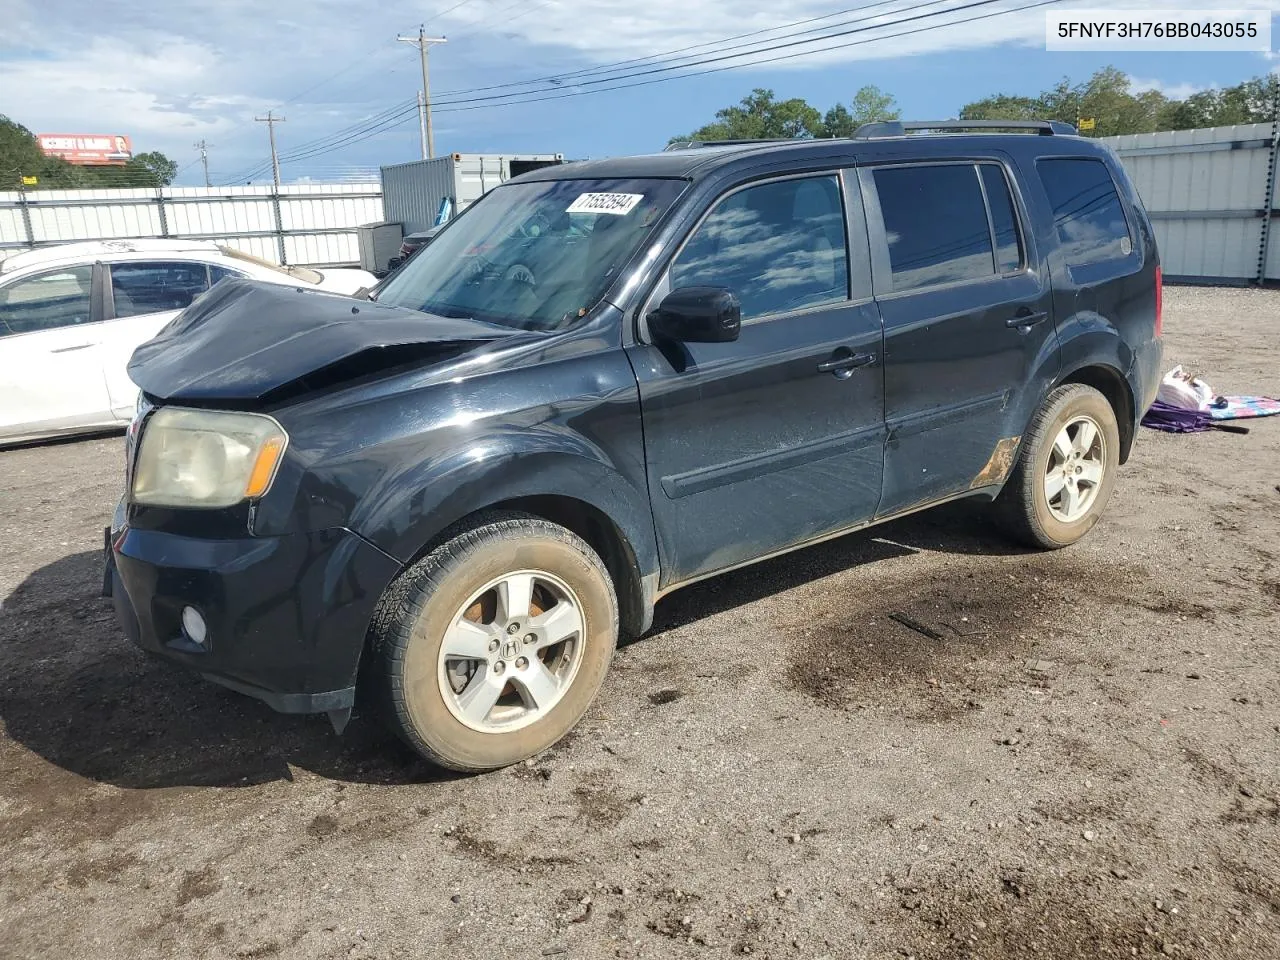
997 384 1120 549
372 512 617 772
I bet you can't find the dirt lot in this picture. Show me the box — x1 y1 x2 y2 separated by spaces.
2 285 1278 960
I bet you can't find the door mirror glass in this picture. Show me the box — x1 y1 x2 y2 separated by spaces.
649 286 741 343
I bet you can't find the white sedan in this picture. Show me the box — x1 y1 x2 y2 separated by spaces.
0 239 375 445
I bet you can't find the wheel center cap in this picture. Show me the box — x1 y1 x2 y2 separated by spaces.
502 638 521 659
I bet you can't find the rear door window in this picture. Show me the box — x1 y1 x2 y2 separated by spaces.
109 261 210 318
0 266 94 336
872 164 994 291
670 175 849 321
1037 158 1131 265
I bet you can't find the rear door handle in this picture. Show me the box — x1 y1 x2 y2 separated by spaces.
817 349 876 376
1006 309 1049 328
50 343 94 353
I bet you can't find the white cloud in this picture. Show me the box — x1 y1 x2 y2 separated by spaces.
1129 77 1205 100
0 0 1264 181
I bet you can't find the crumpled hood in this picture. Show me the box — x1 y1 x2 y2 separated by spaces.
128 278 518 403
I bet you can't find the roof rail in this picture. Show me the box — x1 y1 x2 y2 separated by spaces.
664 138 799 151
852 119 1077 139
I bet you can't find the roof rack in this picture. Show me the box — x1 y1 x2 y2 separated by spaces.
852 120 1077 139
664 138 798 151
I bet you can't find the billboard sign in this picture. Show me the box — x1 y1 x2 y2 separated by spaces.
37 134 133 166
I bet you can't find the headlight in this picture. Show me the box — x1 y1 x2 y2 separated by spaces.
131 408 288 509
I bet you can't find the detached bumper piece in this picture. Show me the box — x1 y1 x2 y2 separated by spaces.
107 523 400 730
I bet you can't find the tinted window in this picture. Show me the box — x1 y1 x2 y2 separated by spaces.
671 176 848 321
1037 158 1131 265
874 165 993 291
980 164 1023 273
110 261 210 318
0 266 94 336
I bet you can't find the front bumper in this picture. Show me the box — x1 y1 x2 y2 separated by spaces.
105 520 400 716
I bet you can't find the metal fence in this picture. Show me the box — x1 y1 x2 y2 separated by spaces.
0 183 384 267
1102 122 1279 284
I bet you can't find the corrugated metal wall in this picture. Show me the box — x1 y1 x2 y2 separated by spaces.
1102 123 1277 283
380 154 564 233
0 183 383 266
380 157 456 235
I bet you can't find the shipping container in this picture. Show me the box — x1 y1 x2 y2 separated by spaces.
380 153 564 234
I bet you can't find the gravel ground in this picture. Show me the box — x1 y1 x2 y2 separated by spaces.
1 285 1278 960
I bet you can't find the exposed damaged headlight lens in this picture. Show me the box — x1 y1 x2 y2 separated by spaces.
132 408 288 509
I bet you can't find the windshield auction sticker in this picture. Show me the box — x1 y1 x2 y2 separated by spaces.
567 193 644 215
1046 10 1270 50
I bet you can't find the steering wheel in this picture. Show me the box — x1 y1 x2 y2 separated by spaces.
504 263 536 287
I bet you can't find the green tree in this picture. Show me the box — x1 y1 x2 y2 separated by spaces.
1164 76 1279 128
848 84 900 125
960 94 1041 121
673 88 825 143
960 67 1167 136
0 116 179 189
0 115 89 188
821 85 901 137
673 84 900 143
958 66 1280 137
131 151 179 186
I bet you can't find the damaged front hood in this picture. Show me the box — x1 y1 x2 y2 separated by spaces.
128 278 519 403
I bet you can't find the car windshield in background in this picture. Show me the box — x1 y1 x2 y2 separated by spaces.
375 178 687 331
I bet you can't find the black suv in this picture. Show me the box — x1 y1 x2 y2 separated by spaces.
107 120 1163 771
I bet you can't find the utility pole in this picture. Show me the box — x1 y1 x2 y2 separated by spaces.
194 139 211 187
397 26 446 159
254 111 286 189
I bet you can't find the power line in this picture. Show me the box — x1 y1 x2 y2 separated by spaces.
280 0 478 107
430 0 1021 110
229 0 1062 174
429 0 1064 114
223 99 418 183
225 0 929 181
233 0 933 182
434 0 919 98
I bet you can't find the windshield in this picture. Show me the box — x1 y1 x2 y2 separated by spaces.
375 177 686 330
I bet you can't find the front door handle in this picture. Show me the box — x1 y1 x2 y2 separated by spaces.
817 349 876 377
1006 309 1049 329
50 343 94 353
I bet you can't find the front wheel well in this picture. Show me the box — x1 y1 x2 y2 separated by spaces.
383 496 649 645
1058 364 1136 464
497 496 648 642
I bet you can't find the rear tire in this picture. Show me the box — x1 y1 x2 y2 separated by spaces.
997 384 1120 549
371 512 617 772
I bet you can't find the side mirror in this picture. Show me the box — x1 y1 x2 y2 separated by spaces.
648 286 741 343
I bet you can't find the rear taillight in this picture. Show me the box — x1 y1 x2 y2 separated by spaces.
1154 265 1163 337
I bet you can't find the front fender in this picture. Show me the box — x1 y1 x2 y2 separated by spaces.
350 430 658 581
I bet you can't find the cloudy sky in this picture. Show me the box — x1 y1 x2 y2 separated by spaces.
1 0 1272 185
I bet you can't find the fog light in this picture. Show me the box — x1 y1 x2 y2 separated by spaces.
181 606 208 647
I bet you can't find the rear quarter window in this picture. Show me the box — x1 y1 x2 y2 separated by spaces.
1037 158 1131 266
